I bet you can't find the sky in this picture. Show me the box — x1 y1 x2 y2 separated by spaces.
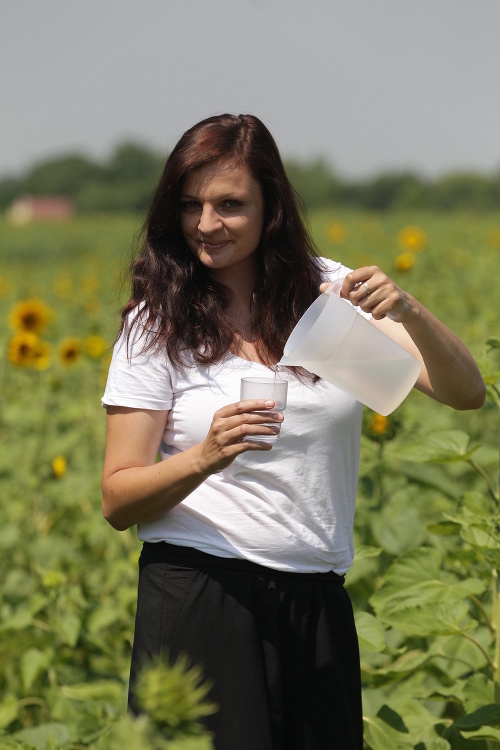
2 0 500 181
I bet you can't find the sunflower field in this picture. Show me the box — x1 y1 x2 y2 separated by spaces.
1 210 500 749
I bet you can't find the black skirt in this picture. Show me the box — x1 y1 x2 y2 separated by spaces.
129 541 363 750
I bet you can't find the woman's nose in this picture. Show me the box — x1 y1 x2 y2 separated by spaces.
198 205 222 235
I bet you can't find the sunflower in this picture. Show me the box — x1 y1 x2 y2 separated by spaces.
8 332 39 367
325 221 349 246
42 570 66 588
8 299 54 334
487 229 500 250
32 340 52 371
52 455 67 478
363 410 401 443
397 225 427 253
84 335 108 359
58 337 82 367
80 275 100 296
53 273 73 299
8 332 52 370
394 252 416 272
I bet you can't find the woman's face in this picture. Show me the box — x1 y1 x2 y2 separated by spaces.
180 161 264 279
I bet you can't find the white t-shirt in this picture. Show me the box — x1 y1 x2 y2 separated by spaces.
102 258 365 574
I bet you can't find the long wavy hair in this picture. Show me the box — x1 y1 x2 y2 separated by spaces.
120 113 325 369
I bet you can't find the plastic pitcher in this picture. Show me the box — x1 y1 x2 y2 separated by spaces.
279 280 421 415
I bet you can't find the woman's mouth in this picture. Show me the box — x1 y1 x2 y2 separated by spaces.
201 240 229 251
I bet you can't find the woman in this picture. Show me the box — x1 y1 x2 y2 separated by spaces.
101 113 485 750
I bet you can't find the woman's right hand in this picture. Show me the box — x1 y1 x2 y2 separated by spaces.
196 399 284 474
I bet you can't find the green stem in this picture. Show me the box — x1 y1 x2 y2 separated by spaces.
493 570 498 635
460 631 495 671
375 441 385 508
468 457 499 504
494 569 500 703
469 594 495 633
17 697 46 709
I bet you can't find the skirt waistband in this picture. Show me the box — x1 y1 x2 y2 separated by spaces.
139 541 345 584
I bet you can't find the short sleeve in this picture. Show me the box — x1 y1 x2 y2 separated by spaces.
315 257 352 285
102 314 173 410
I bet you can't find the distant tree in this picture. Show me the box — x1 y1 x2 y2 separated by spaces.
106 142 165 184
76 178 157 213
429 173 500 211
351 172 428 210
0 177 21 210
75 142 165 212
21 154 105 197
284 158 339 208
2 144 500 213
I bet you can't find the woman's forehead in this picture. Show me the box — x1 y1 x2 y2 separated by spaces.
181 161 261 198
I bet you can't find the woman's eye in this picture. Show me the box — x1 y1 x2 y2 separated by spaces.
222 199 241 209
181 200 200 211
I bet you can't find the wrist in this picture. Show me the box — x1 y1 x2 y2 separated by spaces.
190 443 215 480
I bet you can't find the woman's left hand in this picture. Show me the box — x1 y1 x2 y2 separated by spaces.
320 266 416 323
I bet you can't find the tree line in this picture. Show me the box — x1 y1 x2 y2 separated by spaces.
1 141 500 213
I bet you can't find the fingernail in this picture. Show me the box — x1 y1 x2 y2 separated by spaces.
264 400 274 407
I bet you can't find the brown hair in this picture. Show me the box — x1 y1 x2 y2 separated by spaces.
120 113 324 368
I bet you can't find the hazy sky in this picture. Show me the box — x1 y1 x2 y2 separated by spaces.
2 0 500 180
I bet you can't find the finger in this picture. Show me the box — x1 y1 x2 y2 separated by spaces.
342 267 376 305
215 399 276 419
239 423 282 441
209 408 283 446
343 266 377 292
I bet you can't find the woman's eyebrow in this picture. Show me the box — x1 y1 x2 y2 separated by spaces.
180 190 244 201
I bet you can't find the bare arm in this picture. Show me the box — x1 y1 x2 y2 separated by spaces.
321 266 485 410
101 400 283 531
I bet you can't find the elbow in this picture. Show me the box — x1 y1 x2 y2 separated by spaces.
102 502 130 532
101 484 133 532
455 378 486 411
468 379 486 410
103 509 131 532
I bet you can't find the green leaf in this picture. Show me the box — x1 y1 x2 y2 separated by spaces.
460 524 498 548
21 647 53 691
369 548 484 635
371 505 426 555
355 611 386 653
61 679 124 703
461 725 500 742
427 521 461 536
486 336 500 351
379 600 471 636
373 649 431 677
419 740 451 750
0 693 18 729
394 430 476 463
463 674 495 712
0 593 48 632
353 545 382 561
52 612 81 646
453 703 500 730
12 723 70 749
86 603 121 635
483 548 500 566
363 715 414 749
377 704 409 733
